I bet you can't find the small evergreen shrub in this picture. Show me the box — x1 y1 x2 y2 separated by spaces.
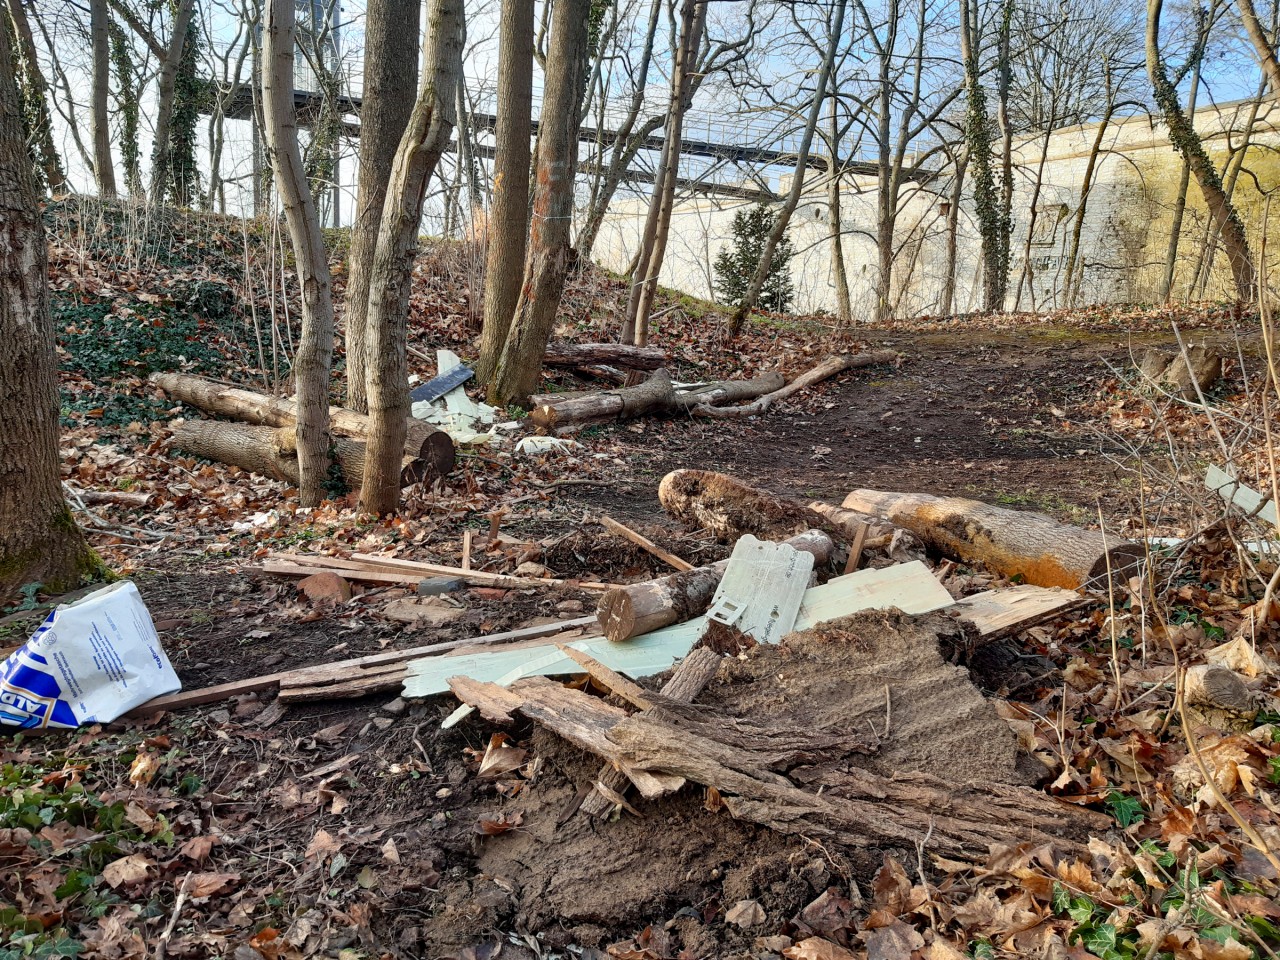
713 204 795 313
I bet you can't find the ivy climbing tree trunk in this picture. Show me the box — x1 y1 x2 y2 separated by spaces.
360 0 463 515
1147 0 1256 301
262 0 334 507
343 0 421 412
6 0 66 192
0 13 97 600
148 0 195 205
476 0 534 385
960 0 1007 312
488 0 592 403
89 0 117 198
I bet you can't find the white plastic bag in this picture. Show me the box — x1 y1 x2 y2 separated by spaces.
0 581 181 728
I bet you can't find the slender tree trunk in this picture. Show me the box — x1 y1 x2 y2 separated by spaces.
1147 0 1255 301
1193 87 1263 298
343 0 421 412
262 0 334 507
1159 34 1204 302
1237 0 1280 96
870 0 898 324
827 99 851 325
147 0 195 205
6 0 66 192
360 0 464 515
1012 127 1053 311
995 0 1013 308
939 155 967 316
730 0 847 334
622 0 709 346
488 0 592 404
0 13 96 600
476 0 534 384
88 0 117 198
1065 108 1113 308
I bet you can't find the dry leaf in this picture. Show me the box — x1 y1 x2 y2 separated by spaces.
784 937 858 960
725 899 766 927
179 834 218 863
128 751 160 786
474 813 523 836
304 828 341 860
381 838 401 864
186 871 240 897
102 853 154 889
477 733 528 779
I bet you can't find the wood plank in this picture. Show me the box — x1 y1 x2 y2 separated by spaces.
556 644 653 709
1206 464 1279 526
599 516 695 572
951 584 1085 640
348 552 617 591
843 520 869 574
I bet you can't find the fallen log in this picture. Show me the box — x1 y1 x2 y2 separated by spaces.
841 488 1143 590
171 421 428 488
596 529 834 642
68 488 154 508
544 342 667 370
690 350 898 419
150 372 455 478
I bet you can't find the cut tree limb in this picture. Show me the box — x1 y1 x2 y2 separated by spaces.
596 529 833 642
150 372 455 477
690 350 898 418
544 342 667 370
171 421 427 488
841 488 1143 590
599 515 695 572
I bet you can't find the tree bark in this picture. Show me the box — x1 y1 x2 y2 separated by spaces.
343 0 421 412
1159 16 1206 303
0 14 96 600
826 98 852 325
170 421 430 489
359 0 464 515
1236 0 1280 96
5 0 66 192
543 342 667 370
729 0 846 335
596 530 835 642
939 154 967 315
1148 0 1256 301
488 0 592 404
841 488 1143 590
148 373 455 477
147 0 195 205
960 0 1007 313
88 0 117 198
476 0 535 384
262 0 335 507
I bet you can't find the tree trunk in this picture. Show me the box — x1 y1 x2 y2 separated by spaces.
690 351 896 420
487 0 592 405
939 155 967 315
5 0 66 193
147 0 195 206
343 0 421 412
1064 107 1112 307
1148 0 1256 301
1236 0 1280 96
960 0 1006 313
170 421 430 489
621 0 709 346
596 531 835 642
1012 127 1053 312
729 0 847 335
841 488 1144 590
827 97 852 325
543 342 667 370
262 0 335 507
0 15 97 600
360 0 464 515
1159 26 1205 303
88 0 117 198
476 0 534 384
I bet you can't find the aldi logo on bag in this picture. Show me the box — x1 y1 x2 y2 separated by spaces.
0 647 80 728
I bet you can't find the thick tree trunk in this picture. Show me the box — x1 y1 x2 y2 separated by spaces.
360 0 464 515
343 0 421 412
543 342 667 370
841 488 1143 590
0 17 96 600
476 0 534 384
148 373 454 477
88 0 117 198
147 0 194 205
488 0 592 404
1237 0 1280 96
262 0 336 507
596 530 835 642
5 0 66 192
1148 0 1256 301
170 421 429 489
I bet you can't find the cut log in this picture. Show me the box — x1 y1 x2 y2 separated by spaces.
1138 345 1222 401
690 350 898 419
149 372 455 477
596 529 833 642
543 342 667 370
841 488 1143 590
676 372 785 408
580 646 721 818
171 421 427 488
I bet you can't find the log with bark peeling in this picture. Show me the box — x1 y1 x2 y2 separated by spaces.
842 488 1143 590
596 529 833 642
543 342 667 370
171 421 429 489
149 372 455 478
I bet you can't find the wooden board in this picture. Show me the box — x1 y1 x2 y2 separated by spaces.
951 584 1085 640
1206 464 1279 526
403 560 954 699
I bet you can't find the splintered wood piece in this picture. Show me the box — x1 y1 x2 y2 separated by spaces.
599 515 695 572
844 520 870 574
557 644 653 709
462 530 474 572
950 584 1085 640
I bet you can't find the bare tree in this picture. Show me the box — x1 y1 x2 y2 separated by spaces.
1236 0 1280 95
5 0 66 192
0 11 96 599
1147 0 1255 301
262 0 334 507
344 0 422 412
488 0 593 404
360 0 464 514
476 0 534 385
